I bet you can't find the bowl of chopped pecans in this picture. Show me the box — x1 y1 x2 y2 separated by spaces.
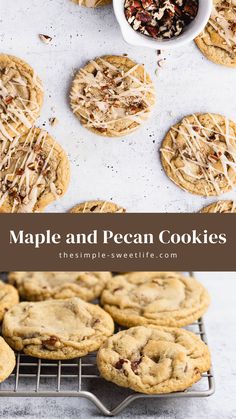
113 0 212 50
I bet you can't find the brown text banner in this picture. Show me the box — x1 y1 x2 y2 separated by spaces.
0 214 235 271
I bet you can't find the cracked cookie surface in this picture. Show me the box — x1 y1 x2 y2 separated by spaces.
0 337 15 383
0 280 19 322
0 127 70 212
2 297 114 359
72 0 111 6
97 326 211 394
0 54 43 139
101 272 210 327
195 0 236 67
200 200 236 213
70 55 155 137
160 113 236 196
70 200 126 213
8 271 112 302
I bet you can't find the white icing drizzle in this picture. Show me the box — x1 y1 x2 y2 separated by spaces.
0 63 42 138
208 200 236 212
70 57 155 134
161 114 236 196
207 0 236 48
0 128 60 213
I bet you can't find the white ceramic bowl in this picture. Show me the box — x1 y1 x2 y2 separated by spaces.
113 0 212 50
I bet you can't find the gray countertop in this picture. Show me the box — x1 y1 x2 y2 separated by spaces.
0 272 236 419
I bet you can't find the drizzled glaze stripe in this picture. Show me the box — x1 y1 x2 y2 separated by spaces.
161 113 236 196
0 127 68 213
70 56 155 136
0 55 43 139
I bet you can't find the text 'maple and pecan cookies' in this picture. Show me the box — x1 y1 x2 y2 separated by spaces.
8 271 112 302
0 337 15 384
0 127 70 212
160 113 236 196
101 272 210 327
72 0 111 6
0 54 43 139
70 200 126 213
70 55 156 137
195 0 236 67
0 280 19 322
97 326 211 394
200 200 236 212
2 297 114 360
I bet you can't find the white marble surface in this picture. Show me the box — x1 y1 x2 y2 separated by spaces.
1 0 236 213
0 272 235 418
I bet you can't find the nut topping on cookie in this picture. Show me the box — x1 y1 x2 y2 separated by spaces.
195 0 236 67
70 56 155 137
161 113 236 196
0 127 70 212
0 54 43 138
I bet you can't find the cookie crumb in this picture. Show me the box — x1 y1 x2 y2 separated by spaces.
49 117 58 127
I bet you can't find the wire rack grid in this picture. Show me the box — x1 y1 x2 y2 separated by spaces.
0 317 215 416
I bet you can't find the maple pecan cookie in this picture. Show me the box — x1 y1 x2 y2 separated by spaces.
70 55 155 137
8 271 112 302
0 337 15 383
160 113 236 196
70 200 126 213
200 200 236 213
101 272 210 328
97 326 211 394
72 0 111 6
195 0 236 67
0 280 19 322
2 298 114 359
0 127 70 212
0 54 43 139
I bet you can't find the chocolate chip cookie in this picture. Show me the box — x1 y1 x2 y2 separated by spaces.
195 0 236 67
0 337 15 383
0 280 19 322
8 271 112 302
0 127 70 212
160 113 236 196
2 298 114 359
97 326 211 394
70 55 155 137
101 272 210 327
0 54 43 139
70 200 126 213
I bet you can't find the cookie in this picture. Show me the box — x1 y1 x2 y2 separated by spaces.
195 1 236 67
72 0 111 6
0 280 19 322
160 113 236 196
70 55 155 137
0 127 70 212
0 337 15 383
101 272 210 328
2 297 114 359
8 271 112 302
200 200 236 213
97 326 211 394
70 200 126 213
0 54 43 139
